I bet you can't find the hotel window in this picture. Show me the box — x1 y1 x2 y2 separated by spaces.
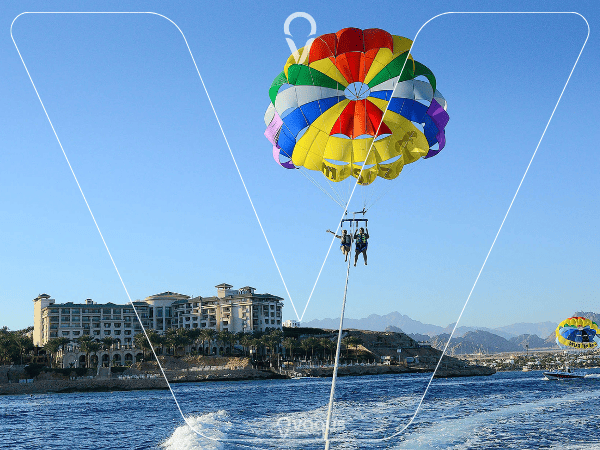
104 330 111 335
114 323 121 328
62 331 69 336
93 330 100 336
104 323 111 328
125 330 131 335
73 331 80 336
114 330 121 335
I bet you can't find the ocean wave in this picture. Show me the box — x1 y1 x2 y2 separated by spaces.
161 411 230 450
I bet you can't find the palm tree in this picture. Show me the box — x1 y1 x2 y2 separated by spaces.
320 338 336 361
88 340 101 368
133 332 151 360
44 337 70 368
188 328 203 354
217 330 232 355
202 329 216 355
76 335 95 368
239 333 253 357
15 334 34 365
166 328 191 357
342 336 362 358
101 337 117 367
251 338 262 360
282 337 297 360
269 329 283 353
164 329 177 356
304 337 320 360
222 331 237 355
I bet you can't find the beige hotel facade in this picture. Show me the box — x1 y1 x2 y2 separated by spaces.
32 283 284 368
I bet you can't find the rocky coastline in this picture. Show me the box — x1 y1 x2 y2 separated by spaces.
0 361 494 396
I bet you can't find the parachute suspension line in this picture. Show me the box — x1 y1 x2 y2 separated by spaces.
363 156 424 213
298 168 346 209
364 182 395 213
324 241 352 450
324 175 348 210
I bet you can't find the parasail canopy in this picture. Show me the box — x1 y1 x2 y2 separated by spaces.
264 27 449 186
555 316 600 350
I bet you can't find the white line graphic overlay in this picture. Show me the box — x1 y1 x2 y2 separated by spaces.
11 10 589 448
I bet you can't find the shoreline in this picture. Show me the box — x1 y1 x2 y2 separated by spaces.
0 364 494 396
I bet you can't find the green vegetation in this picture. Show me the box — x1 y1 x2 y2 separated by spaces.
0 326 34 365
1 325 375 379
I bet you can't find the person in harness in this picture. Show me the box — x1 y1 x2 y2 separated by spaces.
354 227 369 266
327 228 352 262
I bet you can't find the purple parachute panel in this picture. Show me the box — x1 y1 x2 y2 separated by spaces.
265 110 296 169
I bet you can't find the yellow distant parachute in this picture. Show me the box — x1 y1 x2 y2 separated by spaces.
555 316 600 350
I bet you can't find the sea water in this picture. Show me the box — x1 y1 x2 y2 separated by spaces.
1 370 599 449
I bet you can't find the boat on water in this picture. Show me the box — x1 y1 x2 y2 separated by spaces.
543 367 586 380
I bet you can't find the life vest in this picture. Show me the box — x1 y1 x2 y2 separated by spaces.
342 234 352 244
356 233 367 243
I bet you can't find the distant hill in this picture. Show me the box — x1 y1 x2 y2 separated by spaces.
303 312 559 339
408 332 432 342
509 334 551 350
442 324 514 340
384 325 404 333
494 322 556 340
303 312 446 335
430 330 521 355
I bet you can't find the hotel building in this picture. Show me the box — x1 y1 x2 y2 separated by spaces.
32 284 283 367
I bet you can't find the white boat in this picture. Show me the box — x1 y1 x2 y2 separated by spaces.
543 367 586 380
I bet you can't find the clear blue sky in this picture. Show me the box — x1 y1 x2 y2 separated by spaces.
1 0 598 331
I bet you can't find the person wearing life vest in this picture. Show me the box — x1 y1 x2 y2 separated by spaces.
353 227 369 266
327 229 352 262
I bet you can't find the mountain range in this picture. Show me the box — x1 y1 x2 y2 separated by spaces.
301 311 557 339
302 311 599 355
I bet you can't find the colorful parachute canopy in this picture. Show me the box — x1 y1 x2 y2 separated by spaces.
555 317 600 350
264 27 449 186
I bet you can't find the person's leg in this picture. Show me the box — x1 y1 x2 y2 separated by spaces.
354 248 359 266
342 246 348 261
363 251 367 265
